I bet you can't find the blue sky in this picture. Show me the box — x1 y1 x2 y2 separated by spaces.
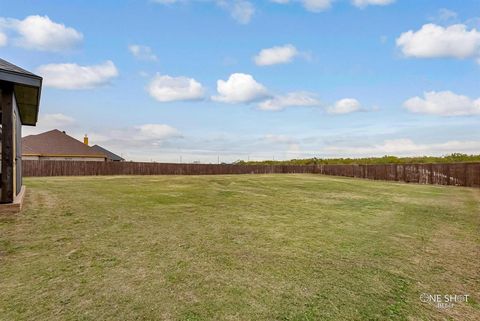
1 0 479 162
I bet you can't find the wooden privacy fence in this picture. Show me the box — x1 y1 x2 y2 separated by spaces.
22 160 480 188
318 163 479 188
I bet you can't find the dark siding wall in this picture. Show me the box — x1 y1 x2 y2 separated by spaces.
13 94 22 195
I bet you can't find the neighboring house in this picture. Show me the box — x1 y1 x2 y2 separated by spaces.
91 145 125 162
22 129 107 162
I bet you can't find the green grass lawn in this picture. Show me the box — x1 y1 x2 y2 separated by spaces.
0 175 479 321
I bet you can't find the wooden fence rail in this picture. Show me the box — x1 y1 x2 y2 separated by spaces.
22 160 480 188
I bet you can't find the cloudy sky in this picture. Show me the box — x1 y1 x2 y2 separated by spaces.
1 0 479 162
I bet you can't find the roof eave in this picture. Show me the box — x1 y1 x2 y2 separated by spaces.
0 70 42 88
0 65 42 126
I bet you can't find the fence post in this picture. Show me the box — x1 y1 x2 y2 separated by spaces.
446 165 451 186
429 163 433 185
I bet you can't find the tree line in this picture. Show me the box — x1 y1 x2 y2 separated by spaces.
235 153 480 165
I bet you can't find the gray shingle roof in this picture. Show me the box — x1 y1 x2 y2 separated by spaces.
91 145 125 161
0 58 40 78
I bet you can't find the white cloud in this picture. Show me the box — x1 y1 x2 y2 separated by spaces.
324 139 480 157
264 134 301 157
404 91 480 116
264 134 295 144
155 0 392 19
0 32 7 46
128 44 158 61
229 1 255 24
147 74 205 102
213 73 268 103
327 98 361 114
0 15 83 52
254 44 299 66
258 92 320 111
274 0 396 12
39 113 76 127
135 124 182 140
352 0 395 8
95 124 182 144
89 124 183 159
465 17 480 29
152 0 255 24
302 0 333 12
22 113 76 136
37 61 119 90
435 8 458 23
396 24 480 60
